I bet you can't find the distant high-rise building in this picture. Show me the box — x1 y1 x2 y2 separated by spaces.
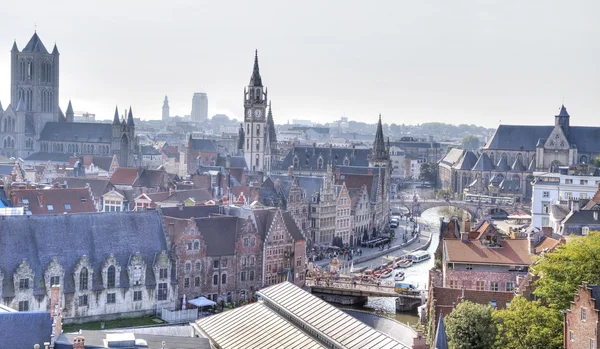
191 92 208 121
162 95 170 121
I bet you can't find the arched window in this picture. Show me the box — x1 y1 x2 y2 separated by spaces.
550 160 561 172
80 267 88 290
250 257 255 265
343 157 350 166
193 241 199 250
255 154 259 167
580 155 588 164
221 273 227 284
256 125 260 137
256 139 260 151
107 265 116 288
489 152 494 164
185 262 191 273
246 139 249 150
213 274 218 285
195 261 201 271
247 124 250 135
317 157 324 169
501 152 507 162
293 156 299 168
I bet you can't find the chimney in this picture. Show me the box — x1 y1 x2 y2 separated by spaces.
73 336 85 349
528 232 536 255
460 231 469 242
464 218 471 233
50 285 62 344
352 144 356 158
288 166 294 176
226 154 231 168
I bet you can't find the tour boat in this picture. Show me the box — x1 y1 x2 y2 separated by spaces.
397 259 413 268
379 268 394 279
394 271 405 282
410 251 431 264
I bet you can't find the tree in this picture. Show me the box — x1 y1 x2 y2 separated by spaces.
461 135 480 151
493 296 562 349
532 231 600 310
445 301 497 349
419 162 438 184
593 156 600 167
437 188 453 201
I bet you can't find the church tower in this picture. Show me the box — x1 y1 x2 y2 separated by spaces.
162 95 170 122
243 50 268 172
111 106 137 167
10 32 60 140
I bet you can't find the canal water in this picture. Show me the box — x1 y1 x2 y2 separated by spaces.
341 188 463 326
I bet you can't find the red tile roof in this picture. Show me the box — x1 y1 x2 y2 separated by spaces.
110 168 138 185
12 188 95 214
444 238 533 266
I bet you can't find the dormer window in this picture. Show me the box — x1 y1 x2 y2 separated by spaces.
317 157 324 169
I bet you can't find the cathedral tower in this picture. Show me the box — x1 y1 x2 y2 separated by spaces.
10 32 60 139
243 50 269 172
111 106 137 167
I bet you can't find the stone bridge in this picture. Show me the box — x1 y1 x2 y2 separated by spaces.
305 278 425 312
391 198 530 221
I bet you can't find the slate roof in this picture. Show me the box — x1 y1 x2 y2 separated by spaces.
21 32 49 53
161 189 212 204
194 216 239 256
141 145 161 155
133 169 173 189
495 157 511 171
39 122 112 143
160 205 220 219
53 177 112 199
12 188 95 214
25 152 72 163
439 148 464 166
280 146 370 170
282 210 304 241
434 315 449 349
454 151 478 170
485 123 600 153
0 312 52 349
590 285 600 311
269 174 324 198
471 153 495 171
215 154 247 169
0 211 168 296
0 164 12 175
189 138 217 152
562 211 600 226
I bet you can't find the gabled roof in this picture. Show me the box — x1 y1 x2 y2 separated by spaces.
0 211 168 296
444 238 533 265
562 210 600 226
282 210 304 241
471 153 495 171
0 312 52 348
495 156 512 171
280 146 370 170
133 169 172 189
12 188 95 214
439 148 464 166
110 167 138 185
194 216 240 256
24 152 72 163
454 151 478 170
21 32 49 53
189 138 217 152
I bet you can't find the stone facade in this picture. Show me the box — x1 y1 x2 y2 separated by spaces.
335 182 353 244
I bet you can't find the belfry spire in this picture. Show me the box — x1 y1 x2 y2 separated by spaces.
371 114 387 162
249 50 263 87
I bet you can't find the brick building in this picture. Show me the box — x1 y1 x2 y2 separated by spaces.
564 282 600 349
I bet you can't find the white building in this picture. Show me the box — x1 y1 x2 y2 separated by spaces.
531 169 600 228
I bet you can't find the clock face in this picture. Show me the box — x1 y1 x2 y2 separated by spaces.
254 109 262 119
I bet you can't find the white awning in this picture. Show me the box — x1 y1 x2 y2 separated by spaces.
188 296 216 307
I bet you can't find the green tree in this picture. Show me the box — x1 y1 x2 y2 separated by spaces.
445 301 497 349
493 296 562 349
419 162 438 184
593 156 600 167
461 135 480 150
532 232 600 310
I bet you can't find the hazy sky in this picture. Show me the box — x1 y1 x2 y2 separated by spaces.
1 1 598 128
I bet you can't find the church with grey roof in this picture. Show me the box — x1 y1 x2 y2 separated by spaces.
440 105 600 200
0 32 137 167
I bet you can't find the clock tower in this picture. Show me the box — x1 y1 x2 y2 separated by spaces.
243 50 269 172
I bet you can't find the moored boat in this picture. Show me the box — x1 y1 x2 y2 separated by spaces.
394 271 405 282
397 259 413 268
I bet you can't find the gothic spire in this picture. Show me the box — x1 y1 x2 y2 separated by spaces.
372 114 387 161
52 43 59 55
127 106 135 126
249 49 263 87
237 123 245 152
11 40 19 53
267 101 277 144
112 106 120 125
